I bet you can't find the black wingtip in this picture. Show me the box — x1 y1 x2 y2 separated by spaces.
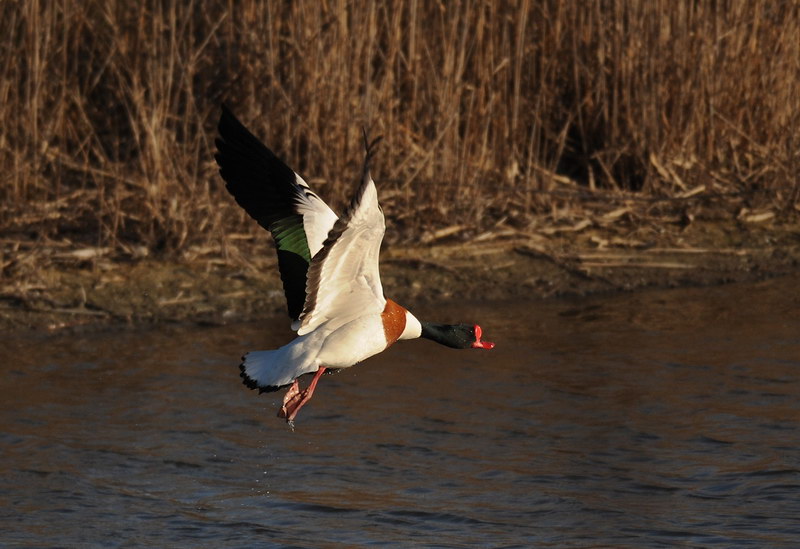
220 102 234 120
217 104 246 141
361 127 383 178
361 127 383 156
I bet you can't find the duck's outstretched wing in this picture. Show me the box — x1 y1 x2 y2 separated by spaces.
296 133 386 335
215 105 338 322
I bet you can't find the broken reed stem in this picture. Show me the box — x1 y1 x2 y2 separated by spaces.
0 1 798 259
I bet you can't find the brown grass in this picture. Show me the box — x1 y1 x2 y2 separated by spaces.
1 1 799 267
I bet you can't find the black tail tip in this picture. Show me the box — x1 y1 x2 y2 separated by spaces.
239 361 260 391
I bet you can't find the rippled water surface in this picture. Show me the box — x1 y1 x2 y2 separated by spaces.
2 276 800 547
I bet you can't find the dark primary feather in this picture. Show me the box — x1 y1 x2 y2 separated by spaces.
214 105 312 320
361 128 383 184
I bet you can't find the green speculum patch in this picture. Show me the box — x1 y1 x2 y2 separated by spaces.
270 215 311 264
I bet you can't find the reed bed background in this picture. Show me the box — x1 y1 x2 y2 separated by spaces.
1 0 799 265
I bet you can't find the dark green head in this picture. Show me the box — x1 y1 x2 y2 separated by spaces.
420 322 495 350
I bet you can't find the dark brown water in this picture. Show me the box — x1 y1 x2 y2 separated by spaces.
2 276 800 547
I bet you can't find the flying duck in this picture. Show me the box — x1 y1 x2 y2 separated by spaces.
214 106 494 425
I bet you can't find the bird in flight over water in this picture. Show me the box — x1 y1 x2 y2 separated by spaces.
214 106 494 427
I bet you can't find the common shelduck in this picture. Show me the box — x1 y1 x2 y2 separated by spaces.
214 106 494 425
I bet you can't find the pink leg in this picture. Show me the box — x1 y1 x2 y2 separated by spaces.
278 367 327 423
280 380 300 411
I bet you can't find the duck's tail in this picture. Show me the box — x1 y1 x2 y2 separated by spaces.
239 345 317 393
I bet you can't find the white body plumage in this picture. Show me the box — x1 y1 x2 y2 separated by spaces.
242 309 422 390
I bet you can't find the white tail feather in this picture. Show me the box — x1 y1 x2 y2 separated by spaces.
240 337 320 391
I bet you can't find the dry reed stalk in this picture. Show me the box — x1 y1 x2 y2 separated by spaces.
0 0 797 269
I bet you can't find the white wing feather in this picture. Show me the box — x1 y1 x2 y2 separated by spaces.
293 174 339 258
296 174 386 336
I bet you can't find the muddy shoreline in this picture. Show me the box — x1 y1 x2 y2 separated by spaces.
2 218 798 334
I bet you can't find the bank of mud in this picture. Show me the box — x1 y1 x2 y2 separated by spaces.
2 216 798 333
